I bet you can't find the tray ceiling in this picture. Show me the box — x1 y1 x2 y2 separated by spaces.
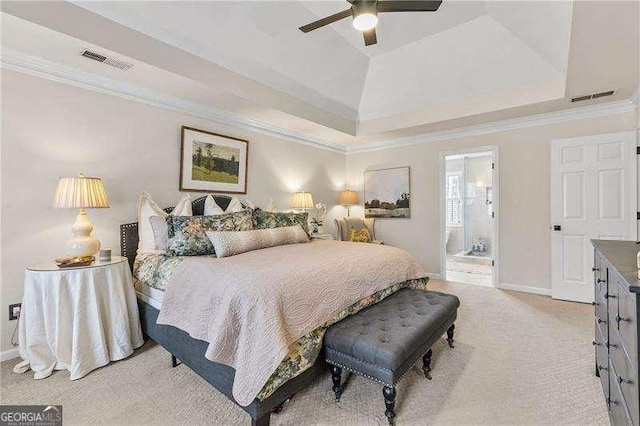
1 1 637 147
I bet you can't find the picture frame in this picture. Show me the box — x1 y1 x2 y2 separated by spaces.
364 166 411 218
180 126 249 194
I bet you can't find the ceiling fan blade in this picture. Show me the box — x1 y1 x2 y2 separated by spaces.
377 1 443 12
299 9 353 33
363 28 377 46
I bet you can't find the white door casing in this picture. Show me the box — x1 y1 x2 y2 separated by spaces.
439 146 500 287
551 131 637 303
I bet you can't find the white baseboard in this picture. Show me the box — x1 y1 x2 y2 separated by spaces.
0 348 19 362
497 282 552 296
426 272 444 280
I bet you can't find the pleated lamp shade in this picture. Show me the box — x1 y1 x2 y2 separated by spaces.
290 191 314 209
338 190 358 205
52 175 110 209
52 175 109 259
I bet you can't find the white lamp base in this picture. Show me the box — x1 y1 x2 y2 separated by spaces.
65 209 100 258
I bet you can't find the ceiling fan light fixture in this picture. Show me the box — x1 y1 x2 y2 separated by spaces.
353 12 378 31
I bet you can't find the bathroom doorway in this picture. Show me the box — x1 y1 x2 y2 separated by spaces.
440 147 498 287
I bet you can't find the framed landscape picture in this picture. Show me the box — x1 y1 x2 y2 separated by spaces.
364 167 410 218
180 126 248 194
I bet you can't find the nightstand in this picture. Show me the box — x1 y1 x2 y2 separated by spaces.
13 256 144 380
311 233 334 241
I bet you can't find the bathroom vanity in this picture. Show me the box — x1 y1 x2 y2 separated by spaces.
592 240 640 425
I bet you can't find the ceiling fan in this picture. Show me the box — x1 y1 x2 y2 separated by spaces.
299 0 443 46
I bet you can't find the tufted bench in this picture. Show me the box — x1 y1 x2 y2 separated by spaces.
324 289 460 423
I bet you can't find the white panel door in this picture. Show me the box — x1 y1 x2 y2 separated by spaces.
551 131 636 302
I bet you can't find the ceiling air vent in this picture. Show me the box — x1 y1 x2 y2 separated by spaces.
79 49 133 71
571 90 615 103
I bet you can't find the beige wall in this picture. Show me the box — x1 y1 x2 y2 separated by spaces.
0 70 347 354
347 112 638 290
1 68 638 356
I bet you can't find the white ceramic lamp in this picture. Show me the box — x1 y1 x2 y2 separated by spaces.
338 190 359 217
52 175 110 260
290 191 314 210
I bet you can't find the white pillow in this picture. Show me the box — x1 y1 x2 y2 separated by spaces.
204 195 225 215
137 192 192 253
242 198 276 212
204 195 245 215
226 196 245 213
265 199 276 212
244 199 275 211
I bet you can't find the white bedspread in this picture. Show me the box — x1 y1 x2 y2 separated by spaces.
156 240 427 406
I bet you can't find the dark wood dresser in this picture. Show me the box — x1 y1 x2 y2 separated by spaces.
593 240 640 425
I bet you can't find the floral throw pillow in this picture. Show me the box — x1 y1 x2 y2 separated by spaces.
348 226 372 243
166 210 253 256
252 209 310 236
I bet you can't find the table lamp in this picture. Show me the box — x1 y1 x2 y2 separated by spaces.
338 190 358 217
52 174 110 261
291 191 314 210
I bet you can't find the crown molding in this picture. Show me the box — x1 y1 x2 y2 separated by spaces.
0 49 347 153
1 49 636 156
347 98 637 153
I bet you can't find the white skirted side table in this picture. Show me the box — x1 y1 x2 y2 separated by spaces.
14 256 144 380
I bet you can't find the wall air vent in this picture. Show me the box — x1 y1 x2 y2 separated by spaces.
79 49 133 71
571 90 615 103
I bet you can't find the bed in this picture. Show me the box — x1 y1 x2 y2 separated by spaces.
120 195 428 425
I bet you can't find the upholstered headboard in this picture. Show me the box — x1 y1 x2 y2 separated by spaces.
120 195 232 271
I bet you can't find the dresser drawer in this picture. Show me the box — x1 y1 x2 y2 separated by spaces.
617 282 638 369
610 328 639 425
596 324 610 400
609 359 634 426
595 288 608 330
608 267 622 300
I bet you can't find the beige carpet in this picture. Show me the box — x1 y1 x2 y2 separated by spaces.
0 280 608 425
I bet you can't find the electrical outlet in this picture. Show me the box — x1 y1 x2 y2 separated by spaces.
9 303 21 321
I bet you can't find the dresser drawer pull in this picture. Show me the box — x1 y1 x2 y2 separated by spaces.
615 314 629 323
617 375 632 385
592 301 598 306
604 293 615 299
597 317 606 324
597 278 606 283
606 341 616 348
598 364 607 372
593 341 601 346
592 267 600 272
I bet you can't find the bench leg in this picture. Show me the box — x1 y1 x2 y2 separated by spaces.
383 385 396 423
171 355 181 368
422 349 433 380
446 324 455 348
251 412 271 426
330 365 343 402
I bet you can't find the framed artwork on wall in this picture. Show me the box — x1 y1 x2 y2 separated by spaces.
180 126 249 194
364 166 411 218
